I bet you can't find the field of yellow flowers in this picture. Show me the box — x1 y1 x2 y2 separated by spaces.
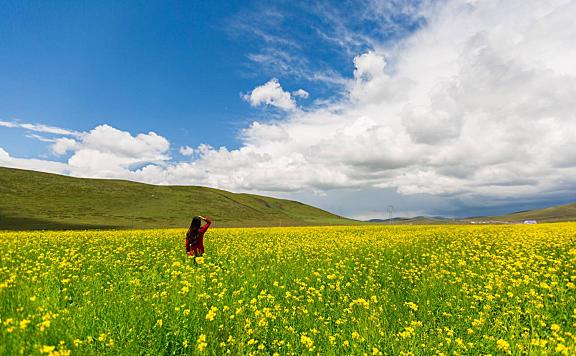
1 224 575 355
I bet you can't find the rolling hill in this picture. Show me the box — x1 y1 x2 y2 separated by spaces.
368 203 576 224
368 216 457 224
0 167 355 230
473 202 576 223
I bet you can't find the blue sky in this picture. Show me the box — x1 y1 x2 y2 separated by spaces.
0 1 424 156
1 1 257 154
1 0 576 219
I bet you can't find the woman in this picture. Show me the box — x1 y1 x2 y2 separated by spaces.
185 215 212 260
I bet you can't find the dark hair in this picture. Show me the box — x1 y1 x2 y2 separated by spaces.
187 216 202 240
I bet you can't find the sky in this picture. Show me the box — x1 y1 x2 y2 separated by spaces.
1 0 576 219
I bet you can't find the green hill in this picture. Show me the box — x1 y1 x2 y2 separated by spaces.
0 167 356 230
367 204 576 225
479 202 576 223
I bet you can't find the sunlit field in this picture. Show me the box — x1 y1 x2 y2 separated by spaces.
1 224 575 355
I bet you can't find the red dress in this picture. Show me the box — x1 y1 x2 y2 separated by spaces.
186 219 211 256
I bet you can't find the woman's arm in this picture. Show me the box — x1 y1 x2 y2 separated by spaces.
198 216 212 233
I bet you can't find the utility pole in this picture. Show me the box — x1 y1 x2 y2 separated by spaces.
387 205 395 224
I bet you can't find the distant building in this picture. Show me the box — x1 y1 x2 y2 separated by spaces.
523 220 538 224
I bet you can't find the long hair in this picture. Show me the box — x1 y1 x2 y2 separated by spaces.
186 216 202 240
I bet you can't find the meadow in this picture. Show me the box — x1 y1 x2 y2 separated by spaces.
1 224 575 355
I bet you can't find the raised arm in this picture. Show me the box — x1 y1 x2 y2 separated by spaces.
198 216 212 233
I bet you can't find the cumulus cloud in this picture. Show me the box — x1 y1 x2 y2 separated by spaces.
52 138 78 155
179 146 194 156
79 125 169 161
2 123 171 179
292 89 309 99
215 0 576 201
64 125 170 177
243 78 307 111
2 0 576 214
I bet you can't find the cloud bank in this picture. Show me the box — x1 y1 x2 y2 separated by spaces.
2 0 576 214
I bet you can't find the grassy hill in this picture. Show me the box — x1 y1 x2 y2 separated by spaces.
0 167 356 230
369 216 457 225
368 204 576 225
474 202 576 223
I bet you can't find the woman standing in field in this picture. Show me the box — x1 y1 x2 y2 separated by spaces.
186 216 212 262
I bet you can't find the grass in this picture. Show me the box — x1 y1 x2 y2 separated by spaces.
0 167 355 230
1 224 575 354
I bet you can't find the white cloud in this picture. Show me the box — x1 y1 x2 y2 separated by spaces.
243 78 307 111
79 124 169 161
25 133 56 143
2 0 576 215
353 51 386 81
214 0 576 201
0 120 80 136
292 89 309 99
63 125 170 177
2 124 172 179
52 138 78 155
0 148 68 175
179 146 194 156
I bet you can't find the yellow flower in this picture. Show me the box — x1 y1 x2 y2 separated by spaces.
300 334 314 350
39 320 51 332
39 345 55 354
205 306 218 321
496 339 510 353
404 302 418 311
398 326 415 338
556 344 568 353
540 282 550 289
197 334 207 352
19 319 31 329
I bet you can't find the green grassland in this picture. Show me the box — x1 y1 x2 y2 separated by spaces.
0 167 354 230
1 224 575 354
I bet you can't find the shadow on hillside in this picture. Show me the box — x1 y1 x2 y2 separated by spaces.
0 216 119 231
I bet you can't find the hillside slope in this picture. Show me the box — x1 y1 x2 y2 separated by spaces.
367 204 576 224
0 167 355 230
483 202 576 223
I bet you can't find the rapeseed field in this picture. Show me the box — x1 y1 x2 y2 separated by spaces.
1 224 575 355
